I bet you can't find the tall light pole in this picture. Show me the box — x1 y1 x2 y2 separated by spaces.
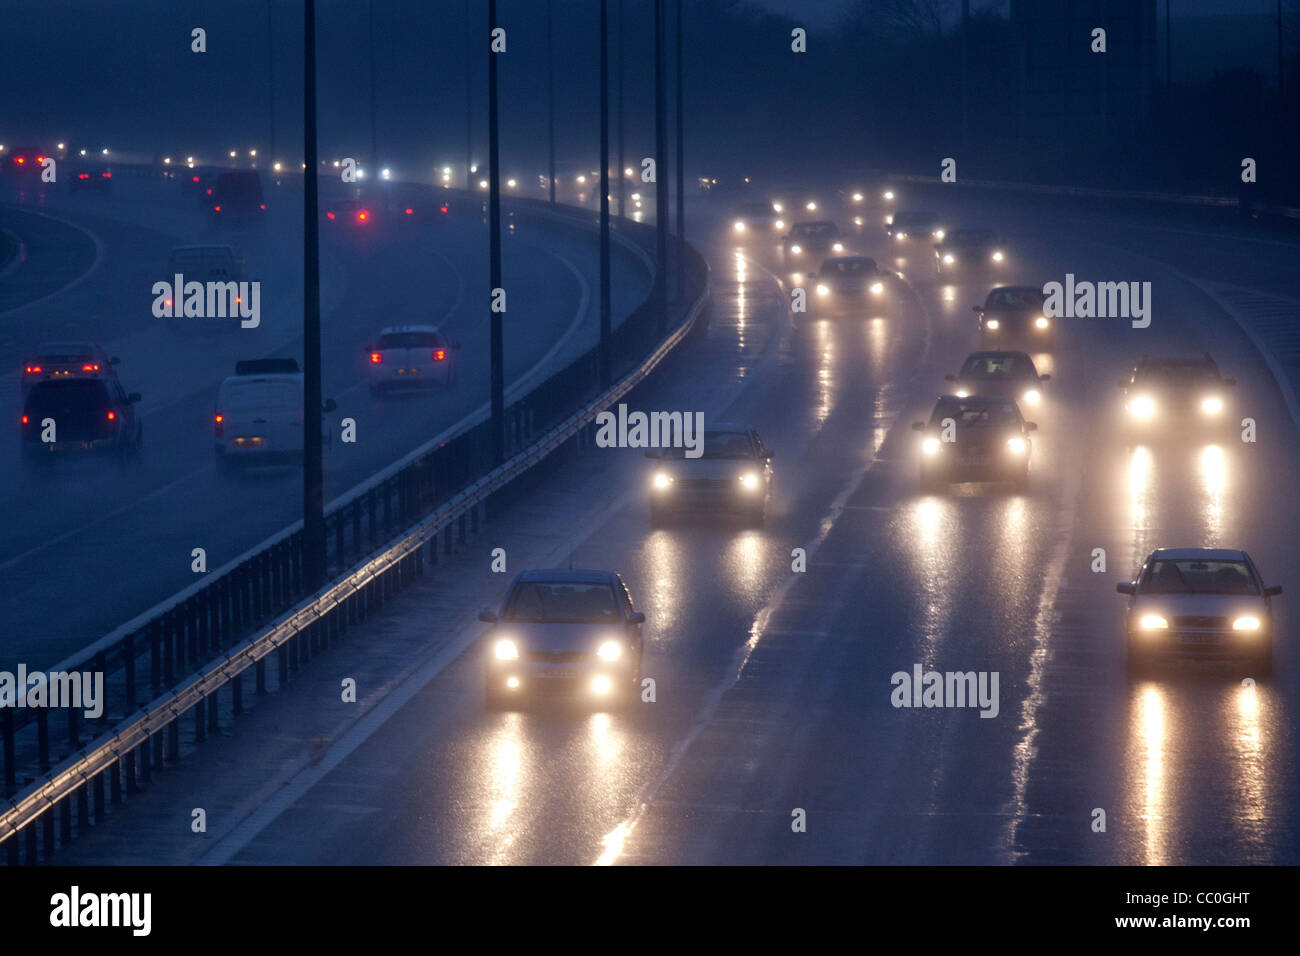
266 0 275 168
465 0 473 189
548 0 557 204
303 0 325 591
368 0 378 175
488 0 505 464
653 0 667 334
617 0 625 217
600 0 612 387
674 0 684 303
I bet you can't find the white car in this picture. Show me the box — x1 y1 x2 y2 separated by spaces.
367 325 459 394
214 358 335 475
1118 548 1282 677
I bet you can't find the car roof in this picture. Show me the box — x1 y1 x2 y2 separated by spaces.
1149 548 1248 561
516 569 619 584
379 325 441 335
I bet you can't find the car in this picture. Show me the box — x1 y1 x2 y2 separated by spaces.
67 162 113 191
1117 548 1281 677
729 200 782 236
645 423 774 525
392 197 450 223
808 256 889 316
886 210 943 243
166 244 245 282
478 569 645 710
1117 353 1235 440
20 377 142 463
213 358 335 475
367 325 459 394
4 146 48 180
195 170 221 210
323 199 377 225
181 165 220 196
782 220 844 261
911 395 1037 492
974 286 1054 349
934 228 1006 275
21 342 120 395
209 170 265 223
944 350 1050 406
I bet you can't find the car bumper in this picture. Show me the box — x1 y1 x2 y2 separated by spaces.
652 484 766 512
486 658 635 697
922 456 1026 482
371 367 451 387
1128 630 1270 661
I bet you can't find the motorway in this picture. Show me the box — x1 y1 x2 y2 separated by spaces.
52 181 1300 866
0 174 649 667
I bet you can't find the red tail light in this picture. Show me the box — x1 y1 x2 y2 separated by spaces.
24 365 41 374
78 173 90 179
259 203 265 209
15 157 25 164
102 172 112 178
206 187 213 194
326 211 336 219
432 349 446 361
106 410 116 421
358 210 369 221
440 205 448 213
36 156 45 163
215 414 224 437
370 352 383 364
192 175 199 182
405 208 413 215
214 205 221 211
82 364 100 372
21 415 29 425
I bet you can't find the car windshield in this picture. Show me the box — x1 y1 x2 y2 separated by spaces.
1136 363 1217 386
820 258 876 276
960 355 1032 378
658 430 754 459
793 222 837 238
379 332 443 349
505 582 620 622
931 401 1020 427
1140 559 1259 595
986 289 1043 310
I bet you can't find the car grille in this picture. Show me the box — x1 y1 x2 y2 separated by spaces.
1172 616 1227 629
526 651 588 663
676 478 732 489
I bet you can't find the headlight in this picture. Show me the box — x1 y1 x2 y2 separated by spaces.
1201 396 1223 414
882 190 894 200
1006 437 1026 454
739 473 760 490
992 250 1004 262
805 201 816 211
816 283 830 296
494 639 519 660
942 254 954 264
955 390 969 398
832 241 844 252
870 281 884 295
884 214 894 225
1138 614 1168 630
652 471 673 489
895 232 906 240
1034 316 1049 329
590 675 613 695
790 244 802 254
922 437 941 455
1232 616 1261 631
985 319 1000 330
1130 396 1156 419
934 229 945 240
1023 389 1040 404
852 192 863 202
774 219 784 230
596 640 623 661
733 220 745 232
772 202 783 213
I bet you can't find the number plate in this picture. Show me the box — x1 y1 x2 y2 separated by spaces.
1178 633 1221 645
541 668 577 680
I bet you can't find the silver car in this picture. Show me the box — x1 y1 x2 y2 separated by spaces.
1117 548 1281 677
645 424 774 526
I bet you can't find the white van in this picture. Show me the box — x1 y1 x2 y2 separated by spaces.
214 359 335 474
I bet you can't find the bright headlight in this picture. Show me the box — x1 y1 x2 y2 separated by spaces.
1201 396 1223 414
1035 316 1049 329
832 241 844 252
1232 616 1261 631
816 283 830 296
590 675 612 694
1130 396 1156 419
791 244 802 254
494 639 519 660
942 254 954 264
852 192 863 202
1006 437 1027 454
870 281 884 294
733 220 746 232
955 390 969 398
652 472 673 489
895 232 907 240
597 640 623 661
885 214 894 225
985 319 1000 330
922 437 941 455
934 229 945 240
882 190 894 200
1139 614 1168 630
774 219 784 230
739 473 760 489
805 201 816 210
992 250 1004 262
772 202 783 213
1023 389 1041 404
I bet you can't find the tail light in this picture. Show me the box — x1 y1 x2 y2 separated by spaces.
102 172 112 178
21 415 29 425
440 205 448 213
106 410 116 422
192 175 199 182
358 210 369 221
259 203 265 209
432 349 446 361
370 352 383 364
82 364 99 372
14 157 25 165
206 187 213 194
78 173 90 179
24 365 41 374
405 208 413 215
214 414 224 437
214 205 221 212
326 211 336 219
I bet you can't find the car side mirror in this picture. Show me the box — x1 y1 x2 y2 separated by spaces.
1265 585 1283 596
323 398 338 413
1116 582 1135 595
1224 377 1237 386
627 611 646 625
1039 373 1051 381
911 421 926 432
127 392 142 403
1024 422 1038 431
944 374 957 382
478 608 498 623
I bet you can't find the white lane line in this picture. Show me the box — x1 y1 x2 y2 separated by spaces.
0 205 105 316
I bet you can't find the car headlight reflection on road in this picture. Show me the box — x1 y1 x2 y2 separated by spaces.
652 472 673 490
739 473 760 490
790 244 802 255
922 437 941 455
1006 437 1027 454
597 640 623 661
1035 316 1049 329
591 675 613 695
1139 614 1169 630
985 319 1000 330
870 281 884 294
1130 396 1156 419
992 250 1004 262
816 284 830 296
494 639 519 660
1232 616 1261 631
1201 396 1224 414
1022 389 1041 404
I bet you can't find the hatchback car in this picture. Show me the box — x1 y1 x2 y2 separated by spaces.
367 325 459 393
21 342 121 395
808 256 888 316
944 351 1049 407
645 423 774 525
1117 353 1235 440
479 569 645 709
912 396 1036 492
974 286 1054 349
1118 548 1280 676
21 378 142 462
